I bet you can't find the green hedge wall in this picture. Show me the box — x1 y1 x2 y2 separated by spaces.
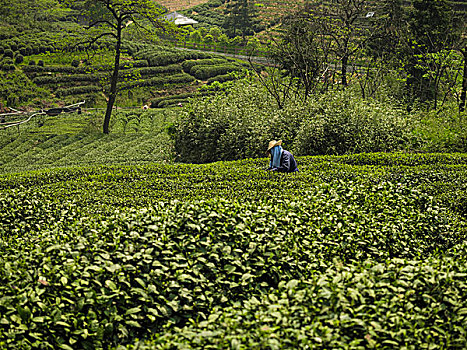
189 64 243 80
55 85 101 97
181 58 229 72
135 48 215 67
121 73 195 90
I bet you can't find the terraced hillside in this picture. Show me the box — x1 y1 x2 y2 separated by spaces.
0 108 176 174
0 36 246 110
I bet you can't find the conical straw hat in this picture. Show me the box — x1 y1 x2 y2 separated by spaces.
266 140 282 153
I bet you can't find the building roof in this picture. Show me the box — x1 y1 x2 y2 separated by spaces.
164 11 198 26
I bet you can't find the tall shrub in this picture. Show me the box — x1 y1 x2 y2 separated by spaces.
172 79 276 163
172 79 414 163
294 89 412 155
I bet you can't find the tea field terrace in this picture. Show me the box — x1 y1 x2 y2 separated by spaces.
1 152 467 349
0 108 177 174
0 36 247 110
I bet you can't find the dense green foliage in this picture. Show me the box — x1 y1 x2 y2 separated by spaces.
1 153 467 349
172 76 467 162
1 1 467 349
171 79 413 162
0 109 175 173
181 0 227 28
0 34 246 109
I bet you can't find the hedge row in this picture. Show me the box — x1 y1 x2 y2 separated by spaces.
142 256 467 349
172 79 417 163
150 91 218 108
1 32 111 57
121 73 195 90
181 58 229 72
158 98 188 108
22 60 150 74
32 64 183 86
1 159 467 349
134 64 182 76
149 93 195 108
182 0 226 27
135 48 215 67
33 74 101 85
190 64 243 80
207 72 241 84
55 85 101 97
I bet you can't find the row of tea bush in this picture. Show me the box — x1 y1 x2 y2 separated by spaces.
1 154 467 348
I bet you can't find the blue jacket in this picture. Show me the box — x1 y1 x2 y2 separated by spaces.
268 149 298 172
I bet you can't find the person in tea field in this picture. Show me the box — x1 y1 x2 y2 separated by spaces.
266 140 299 173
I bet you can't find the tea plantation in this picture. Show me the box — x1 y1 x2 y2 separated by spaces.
1 152 467 349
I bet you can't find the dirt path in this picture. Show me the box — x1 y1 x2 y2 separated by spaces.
158 0 210 11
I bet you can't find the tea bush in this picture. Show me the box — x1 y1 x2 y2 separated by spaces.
55 85 101 97
294 89 411 155
207 72 238 84
150 91 216 108
121 73 195 90
144 257 467 349
181 58 230 72
0 70 50 106
14 54 23 64
150 93 195 108
135 47 214 67
3 48 14 58
33 74 101 85
1 154 467 349
189 64 243 80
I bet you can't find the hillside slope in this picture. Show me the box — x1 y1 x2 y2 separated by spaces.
0 108 176 174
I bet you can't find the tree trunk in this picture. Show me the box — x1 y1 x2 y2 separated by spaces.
103 23 122 134
341 55 348 86
460 48 467 113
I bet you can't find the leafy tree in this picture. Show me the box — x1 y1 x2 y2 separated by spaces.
209 26 222 41
367 0 407 62
264 10 333 104
258 0 375 107
199 27 208 38
268 0 375 90
316 0 375 86
357 0 410 99
450 10 466 113
230 36 243 46
458 36 467 113
204 34 215 45
67 0 178 134
218 33 230 47
222 0 260 40
190 30 203 43
404 0 458 105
